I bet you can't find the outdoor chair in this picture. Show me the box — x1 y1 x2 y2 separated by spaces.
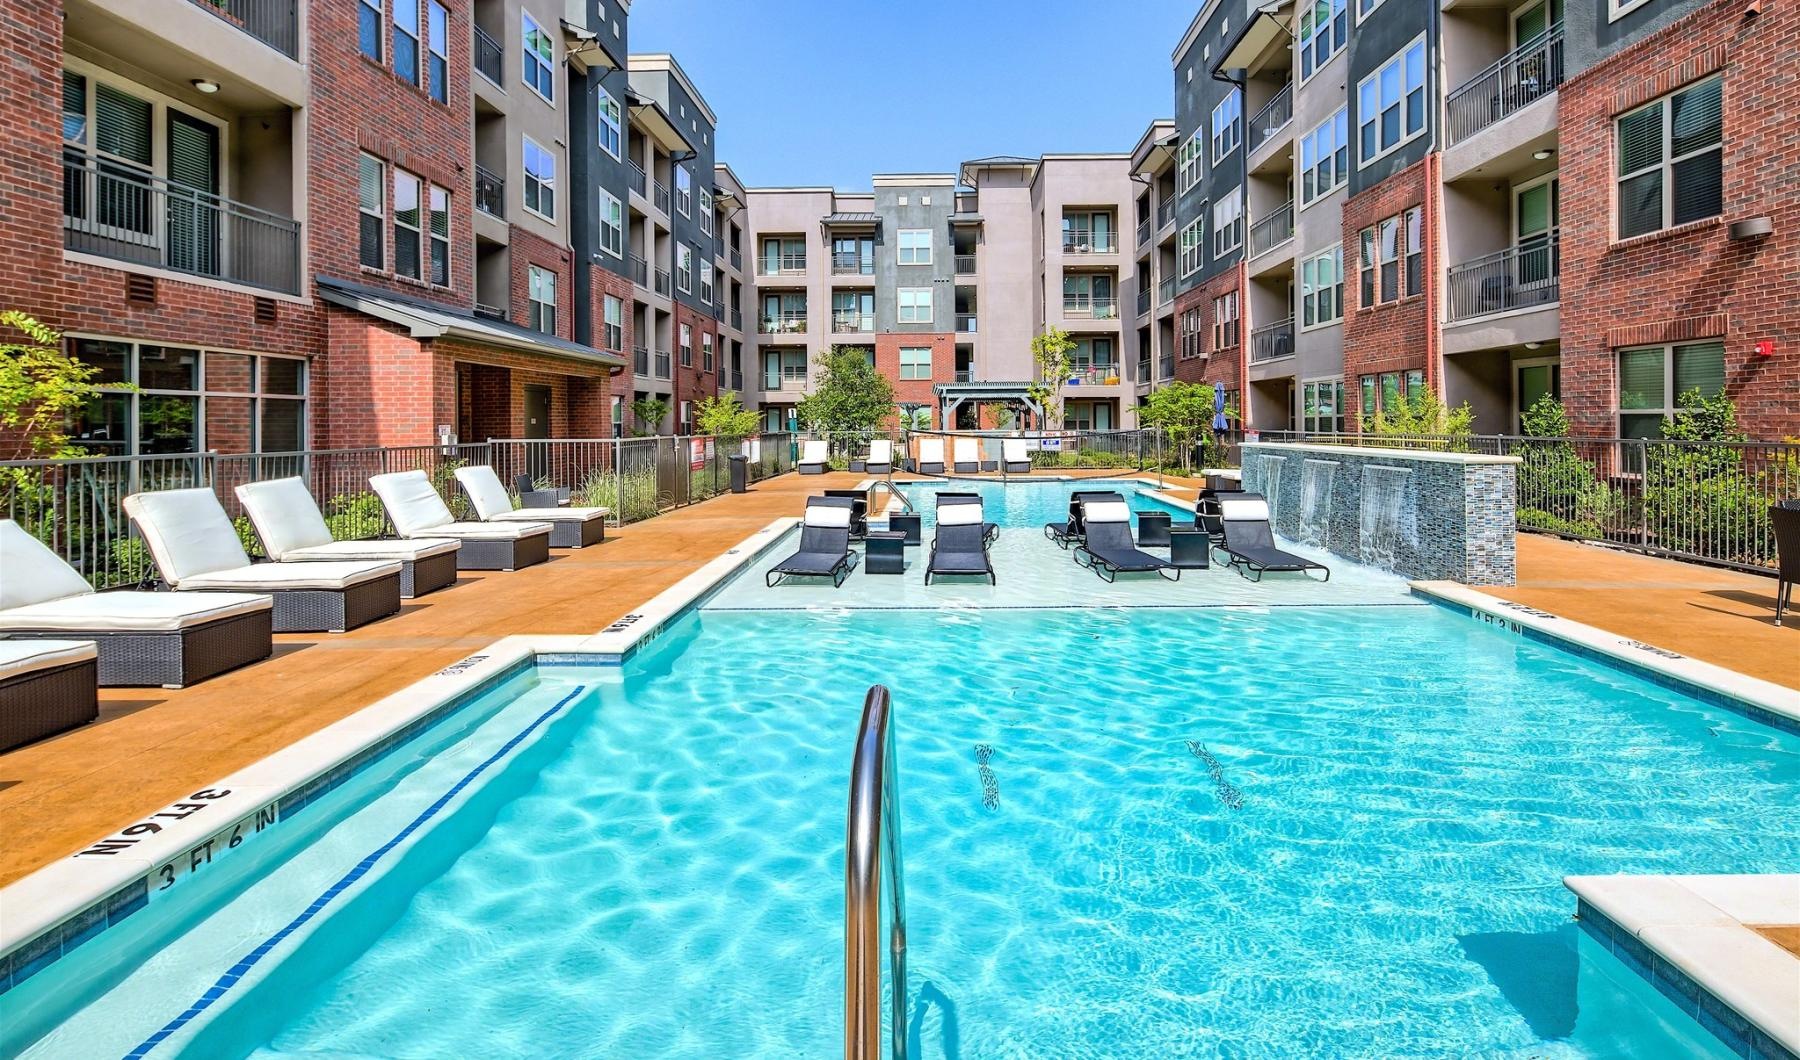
1073 499 1179 582
798 440 829 475
1213 494 1330 582
952 437 982 474
122 488 403 633
916 438 946 475
236 477 459 598
925 498 995 585
368 470 552 571
456 465 608 548
766 497 857 587
1045 490 1125 549
1002 439 1032 474
1771 499 1800 626
1195 486 1245 542
937 492 999 545
513 473 570 509
0 638 99 752
864 439 894 475
0 519 273 688
822 489 871 538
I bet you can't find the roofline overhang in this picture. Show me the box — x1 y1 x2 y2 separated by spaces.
627 53 717 126
1214 3 1295 83
317 280 626 369
627 96 694 154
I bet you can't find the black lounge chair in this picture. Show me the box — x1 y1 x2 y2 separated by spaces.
1194 486 1245 543
925 498 995 585
1772 499 1799 625
1213 494 1330 582
1073 498 1179 582
823 489 870 539
1045 490 1125 548
767 499 858 587
937 492 998 545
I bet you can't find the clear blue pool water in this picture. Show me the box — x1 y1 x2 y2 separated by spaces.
15 604 1796 1058
892 477 1192 529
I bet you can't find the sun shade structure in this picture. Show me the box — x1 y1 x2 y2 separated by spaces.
455 465 609 549
767 497 858 587
925 495 995 585
368 470 552 572
0 638 98 752
1073 499 1180 582
235 477 459 598
1214 494 1331 582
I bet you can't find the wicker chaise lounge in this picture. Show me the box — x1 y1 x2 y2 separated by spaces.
864 439 894 475
369 470 552 571
0 639 99 752
916 438 946 476
798 440 829 475
236 477 460 599
951 437 982 474
455 465 609 549
0 520 273 688
1002 438 1032 474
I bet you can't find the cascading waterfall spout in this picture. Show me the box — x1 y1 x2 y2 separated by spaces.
1298 460 1337 548
1359 465 1413 571
1258 455 1288 529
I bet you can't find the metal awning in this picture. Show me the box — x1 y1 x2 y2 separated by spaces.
1133 134 1178 176
821 212 880 226
317 277 626 369
559 19 619 71
627 93 693 154
948 212 984 225
931 381 1045 422
1214 3 1293 79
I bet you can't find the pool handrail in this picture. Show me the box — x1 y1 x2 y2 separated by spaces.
846 684 908 1060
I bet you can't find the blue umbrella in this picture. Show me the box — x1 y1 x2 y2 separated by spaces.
1212 385 1228 431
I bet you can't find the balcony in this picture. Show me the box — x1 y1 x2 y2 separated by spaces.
954 254 976 275
760 312 807 334
830 254 873 276
1156 197 1174 231
1446 29 1564 146
1062 230 1117 254
197 0 299 59
1248 201 1294 258
1067 364 1121 386
731 308 743 330
61 148 300 295
1137 357 1151 380
1136 287 1151 316
627 160 647 197
1158 354 1175 380
768 373 809 394
711 301 724 322
955 314 978 334
1136 216 1151 247
474 302 506 321
1247 82 1293 155
632 345 648 374
475 165 504 219
761 253 808 276
1157 277 1174 305
654 348 672 378
730 247 742 270
654 268 671 296
629 254 647 287
473 24 502 85
653 180 670 215
1062 294 1119 320
1250 317 1295 362
730 369 744 390
831 311 873 333
1446 232 1560 322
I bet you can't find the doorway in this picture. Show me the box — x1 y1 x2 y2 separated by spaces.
524 384 551 480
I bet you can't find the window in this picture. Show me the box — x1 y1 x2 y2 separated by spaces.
1062 211 1115 253
1617 341 1725 438
1358 206 1422 307
1178 131 1203 193
699 258 714 304
522 13 554 100
899 347 932 380
1300 245 1344 328
1298 0 1347 82
1616 76 1722 239
358 154 384 269
523 137 555 219
761 293 805 332
699 189 714 235
1072 337 1115 374
595 188 623 257
1180 307 1204 359
427 2 448 103
428 184 450 285
832 237 874 274
601 294 623 351
680 323 693 367
898 288 932 325
1358 37 1428 164
832 290 874 332
702 330 715 372
359 0 382 61
66 338 307 456
1360 369 1425 421
528 266 555 333
597 89 623 160
677 244 693 292
1179 218 1204 276
1212 195 1243 257
1211 92 1242 162
1212 292 1240 350
392 170 422 279
897 229 932 265
762 236 805 273
392 0 420 85
1300 108 1350 204
675 165 691 216
1302 379 1345 433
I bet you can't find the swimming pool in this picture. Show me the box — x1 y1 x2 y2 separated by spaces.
8 597 1795 1056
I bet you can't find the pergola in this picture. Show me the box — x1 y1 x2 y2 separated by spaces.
932 381 1045 429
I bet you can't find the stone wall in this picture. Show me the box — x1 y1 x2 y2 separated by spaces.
1240 442 1519 586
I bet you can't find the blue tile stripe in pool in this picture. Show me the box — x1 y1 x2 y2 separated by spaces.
121 684 588 1060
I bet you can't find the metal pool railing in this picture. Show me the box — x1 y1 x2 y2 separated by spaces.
845 684 907 1060
486 434 796 524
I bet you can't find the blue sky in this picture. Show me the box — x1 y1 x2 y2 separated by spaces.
628 0 1204 189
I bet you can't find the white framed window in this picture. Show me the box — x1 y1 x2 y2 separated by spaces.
699 258 714 304
832 291 875 332
1616 76 1722 240
899 347 932 380
1180 307 1203 359
897 229 932 265
358 154 384 269
393 169 422 279
393 0 420 86
1211 291 1239 350
677 243 693 292
1617 341 1725 437
1357 0 1386 22
1212 194 1243 257
597 88 623 159
1608 0 1653 21
1298 0 1347 83
1178 217 1204 276
702 330 715 372
522 12 554 100
1211 92 1242 162
1302 379 1345 433
675 165 691 216
428 184 449 285
1300 107 1350 205
699 188 713 235
1358 206 1423 307
1300 244 1343 328
65 339 310 456
1358 36 1428 165
598 188 623 257
897 287 932 324
427 2 448 103
1177 131 1203 193
358 0 383 61
601 294 623 351
679 322 693 366
528 265 556 333
522 136 556 220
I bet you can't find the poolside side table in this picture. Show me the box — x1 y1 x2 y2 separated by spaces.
1168 529 1211 569
1136 510 1173 547
886 512 922 545
849 459 866 473
865 531 906 574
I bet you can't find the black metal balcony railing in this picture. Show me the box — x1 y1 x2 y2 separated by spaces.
629 254 648 287
730 308 743 330
1062 230 1117 254
761 312 807 334
1248 200 1294 258
1447 28 1564 145
1250 316 1295 362
61 149 300 295
1067 363 1120 386
1446 232 1561 322
954 254 976 275
199 0 298 58
653 180 670 215
761 253 808 275
711 301 724 321
627 160 647 197
1157 277 1175 305
474 164 504 219
955 314 978 333
1063 294 1119 319
473 24 502 85
730 247 742 270
654 348 672 378
1136 216 1151 247
730 369 744 390
1156 197 1174 230
632 345 649 374
832 311 874 333
1158 354 1175 380
1136 287 1151 316
1247 82 1293 154
654 268 671 296
831 255 874 275
954 370 973 383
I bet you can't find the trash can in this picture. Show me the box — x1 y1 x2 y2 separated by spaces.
728 454 749 494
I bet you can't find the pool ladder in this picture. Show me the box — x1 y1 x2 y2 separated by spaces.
846 684 908 1060
871 477 913 512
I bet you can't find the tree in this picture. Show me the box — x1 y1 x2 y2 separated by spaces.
694 391 760 444
0 312 107 458
629 397 669 436
1025 327 1076 429
982 402 1017 430
1138 381 1217 472
794 345 895 440
1367 388 1475 438
897 405 933 431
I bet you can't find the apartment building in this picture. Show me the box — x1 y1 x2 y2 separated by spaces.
1129 120 1181 405
1186 0 1798 439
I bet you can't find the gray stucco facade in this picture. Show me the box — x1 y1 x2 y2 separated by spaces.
873 180 955 333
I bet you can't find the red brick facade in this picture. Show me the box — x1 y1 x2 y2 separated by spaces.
1341 155 1439 426
876 332 954 428
1556 0 1799 439
671 302 720 433
507 226 574 341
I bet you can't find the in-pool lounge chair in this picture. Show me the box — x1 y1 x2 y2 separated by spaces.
122 489 403 633
916 438 946 476
766 497 857 587
0 519 273 687
951 437 982 475
369 470 552 571
1214 494 1330 582
822 489 871 538
1045 490 1125 549
0 639 98 752
456 465 609 549
925 496 995 585
236 477 459 599
1194 486 1246 543
937 492 998 545
1073 498 1179 582
1002 438 1032 474
798 440 829 475
864 439 894 475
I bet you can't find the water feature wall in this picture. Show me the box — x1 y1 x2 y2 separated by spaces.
1240 443 1520 585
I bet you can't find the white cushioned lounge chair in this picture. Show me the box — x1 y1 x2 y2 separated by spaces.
1002 438 1032 474
454 465 608 549
0 639 99 752
368 470 551 571
236 478 459 598
916 438 946 476
863 439 893 475
952 437 982 474
798 439 829 475
0 520 272 687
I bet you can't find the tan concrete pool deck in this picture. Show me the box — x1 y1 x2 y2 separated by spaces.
0 471 1792 891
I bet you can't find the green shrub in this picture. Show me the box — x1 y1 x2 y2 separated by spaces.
323 491 388 540
575 465 663 523
1515 395 1617 539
